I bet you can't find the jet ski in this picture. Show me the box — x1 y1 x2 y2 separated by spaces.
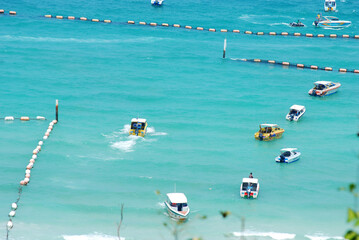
290 21 305 27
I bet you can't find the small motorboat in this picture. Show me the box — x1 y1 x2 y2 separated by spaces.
286 105 306 121
240 178 260 199
164 193 190 220
308 81 341 97
290 21 305 27
151 0 164 6
324 0 336 12
275 148 301 163
313 16 351 28
129 118 148 137
254 124 284 141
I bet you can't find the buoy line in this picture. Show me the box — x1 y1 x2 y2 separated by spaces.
231 58 359 74
5 119 58 240
0 116 46 121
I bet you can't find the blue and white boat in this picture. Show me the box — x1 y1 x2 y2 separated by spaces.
165 193 190 220
240 178 260 199
313 16 351 28
151 0 164 6
324 0 336 12
275 148 301 163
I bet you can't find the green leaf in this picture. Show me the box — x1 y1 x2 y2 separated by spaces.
355 219 359 227
220 211 231 218
349 183 356 193
348 208 357 222
345 230 357 240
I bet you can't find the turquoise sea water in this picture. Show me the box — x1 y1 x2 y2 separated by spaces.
1 0 359 239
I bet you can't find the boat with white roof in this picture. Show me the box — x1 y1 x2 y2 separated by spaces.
151 0 164 6
240 178 260 199
324 0 336 12
164 193 190 220
286 105 306 121
308 81 341 97
313 16 351 28
275 148 301 163
129 118 148 137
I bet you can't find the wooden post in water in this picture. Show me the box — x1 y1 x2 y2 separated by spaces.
56 100 59 122
223 38 227 59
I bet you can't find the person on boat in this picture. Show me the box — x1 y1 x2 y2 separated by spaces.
249 173 253 178
297 20 301 25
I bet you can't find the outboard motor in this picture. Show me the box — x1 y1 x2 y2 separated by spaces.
279 154 286 163
246 188 252 198
289 113 295 121
259 133 264 141
133 123 142 136
310 90 317 96
314 21 318 26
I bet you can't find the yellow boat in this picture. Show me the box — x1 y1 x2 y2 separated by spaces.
254 124 284 141
129 118 148 137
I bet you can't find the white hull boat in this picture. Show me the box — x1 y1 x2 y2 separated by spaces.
165 193 190 220
275 148 301 163
308 81 341 97
324 0 336 12
286 105 305 121
151 0 164 5
240 178 259 199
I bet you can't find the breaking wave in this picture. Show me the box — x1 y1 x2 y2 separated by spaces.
63 233 124 240
232 231 295 240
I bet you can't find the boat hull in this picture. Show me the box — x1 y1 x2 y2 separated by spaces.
314 21 351 28
164 202 189 221
275 153 301 163
286 111 305 121
254 131 284 141
308 85 340 97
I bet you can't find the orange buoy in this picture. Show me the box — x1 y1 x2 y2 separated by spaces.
245 31 252 34
37 146 41 151
33 149 38 154
20 116 30 121
9 11 16 15
254 59 261 62
281 32 288 36
305 33 313 37
257 32 264 35
233 30 240 33
103 19 111 23
139 21 146 25
268 60 276 64
220 29 228 32
45 132 50 137
26 164 32 170
354 35 359 39
185 26 192 29
127 20 135 24
20 180 25 185
294 33 301 36
68 16 75 20
30 159 35 164
48 126 53 130
310 65 318 69
92 19 100 22
45 14 51 18
342 35 349 38
269 32 276 35
208 28 216 32
317 34 325 37
339 68 347 72
56 16 63 19
196 27 203 30
173 24 180 27
80 17 87 21
25 173 30 178
0 9 4 14
150 22 157 26
297 64 304 68
162 23 169 27
282 62 290 66
325 67 333 71
53 120 58 124
329 34 337 38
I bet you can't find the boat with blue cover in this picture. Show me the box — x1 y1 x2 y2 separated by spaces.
313 16 351 28
275 148 301 163
165 193 190 220
151 0 164 6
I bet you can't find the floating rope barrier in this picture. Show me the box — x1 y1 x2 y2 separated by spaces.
0 9 17 15
5 100 59 240
231 58 359 74
0 116 46 121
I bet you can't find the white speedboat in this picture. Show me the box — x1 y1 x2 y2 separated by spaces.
308 81 341 97
286 105 306 121
164 193 190 220
151 0 164 5
275 148 301 163
240 178 259 199
313 16 351 28
324 0 336 12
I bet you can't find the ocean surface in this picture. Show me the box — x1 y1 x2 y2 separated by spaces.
0 0 359 239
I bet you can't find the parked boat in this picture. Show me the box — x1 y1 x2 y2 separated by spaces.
324 0 336 12
240 178 260 199
313 16 351 28
308 81 341 97
129 118 148 137
164 193 190 220
275 148 301 163
151 0 164 6
254 124 284 141
286 105 306 121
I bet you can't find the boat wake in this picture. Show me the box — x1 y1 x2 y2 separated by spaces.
305 235 343 240
63 233 124 240
106 124 167 152
232 231 295 240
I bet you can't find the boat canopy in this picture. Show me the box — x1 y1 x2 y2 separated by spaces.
280 148 297 153
131 118 147 123
242 178 258 184
314 81 332 85
167 193 188 203
323 16 339 21
260 124 279 128
290 105 305 111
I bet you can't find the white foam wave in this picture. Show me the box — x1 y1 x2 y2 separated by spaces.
139 176 153 179
111 135 139 152
63 233 124 240
157 202 165 208
147 126 167 136
305 235 343 240
233 231 295 240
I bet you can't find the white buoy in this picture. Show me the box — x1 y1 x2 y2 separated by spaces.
33 149 38 154
5 116 14 121
11 203 17 210
24 177 30 183
46 129 51 133
36 116 46 120
36 146 41 151
9 210 16 217
26 164 32 170
48 125 53 130
49 122 54 126
7 220 13 229
38 141 43 146
32 155 37 160
25 169 31 174
43 135 48 140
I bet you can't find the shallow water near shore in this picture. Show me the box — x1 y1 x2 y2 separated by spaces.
0 0 359 239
